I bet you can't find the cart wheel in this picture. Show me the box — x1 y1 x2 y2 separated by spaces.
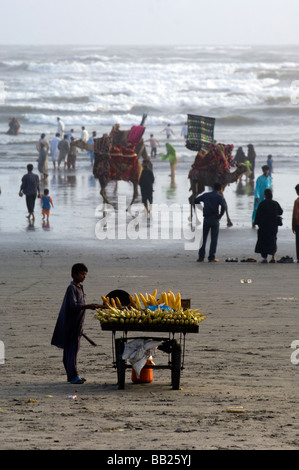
171 340 181 390
115 338 126 390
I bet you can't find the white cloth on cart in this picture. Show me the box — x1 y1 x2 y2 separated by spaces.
122 338 160 378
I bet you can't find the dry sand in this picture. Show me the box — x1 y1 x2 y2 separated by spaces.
1 224 299 451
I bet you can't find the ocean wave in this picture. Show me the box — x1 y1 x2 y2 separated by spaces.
217 115 260 125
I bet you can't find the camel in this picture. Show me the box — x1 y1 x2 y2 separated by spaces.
72 132 144 208
188 144 248 227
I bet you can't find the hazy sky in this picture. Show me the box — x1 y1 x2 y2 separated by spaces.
0 0 299 46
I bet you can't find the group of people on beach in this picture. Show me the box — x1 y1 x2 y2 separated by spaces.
17 118 159 225
15 115 299 265
198 160 299 264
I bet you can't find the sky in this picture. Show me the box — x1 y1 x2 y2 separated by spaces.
0 0 299 46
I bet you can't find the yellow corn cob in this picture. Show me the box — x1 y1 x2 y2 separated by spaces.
115 297 122 309
110 298 117 309
134 293 142 310
101 295 111 307
167 291 176 309
152 288 157 299
175 292 181 310
139 293 148 308
161 292 168 306
129 295 137 308
149 294 158 305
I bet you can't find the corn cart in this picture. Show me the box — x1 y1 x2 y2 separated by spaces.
95 290 206 390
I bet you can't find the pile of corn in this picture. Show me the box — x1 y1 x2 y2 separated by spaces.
95 290 206 326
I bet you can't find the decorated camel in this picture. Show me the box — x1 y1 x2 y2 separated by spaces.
72 125 147 208
188 143 248 227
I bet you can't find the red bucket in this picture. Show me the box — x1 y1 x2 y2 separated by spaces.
131 360 154 383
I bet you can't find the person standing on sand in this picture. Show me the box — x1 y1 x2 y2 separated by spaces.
50 133 61 169
37 142 48 180
39 188 54 224
292 184 299 262
19 164 40 223
234 146 246 164
36 133 49 153
267 155 273 177
254 188 283 263
139 159 155 215
67 137 78 169
87 131 96 164
57 135 70 170
51 263 101 384
247 143 256 179
252 165 272 227
195 182 227 263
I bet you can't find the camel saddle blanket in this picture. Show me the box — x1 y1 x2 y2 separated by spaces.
186 114 215 151
93 153 139 183
94 136 111 154
127 125 145 146
188 144 234 183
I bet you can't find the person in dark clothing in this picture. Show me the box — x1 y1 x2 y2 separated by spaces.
51 264 101 384
247 144 256 180
254 188 283 263
19 164 40 223
195 182 227 263
234 146 246 164
292 184 299 261
139 159 155 215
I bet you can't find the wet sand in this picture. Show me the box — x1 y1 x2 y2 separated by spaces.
1 160 299 451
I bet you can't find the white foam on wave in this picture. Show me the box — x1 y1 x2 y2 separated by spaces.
1 45 299 157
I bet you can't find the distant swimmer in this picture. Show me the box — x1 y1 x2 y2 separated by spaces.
161 123 174 140
6 117 20 135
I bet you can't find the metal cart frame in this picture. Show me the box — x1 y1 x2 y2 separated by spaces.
101 322 199 390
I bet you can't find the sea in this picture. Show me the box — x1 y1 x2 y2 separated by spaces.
0 44 299 249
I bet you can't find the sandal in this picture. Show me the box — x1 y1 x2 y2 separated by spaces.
277 256 294 264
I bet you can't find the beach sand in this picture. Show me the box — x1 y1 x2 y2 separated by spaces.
1 160 299 451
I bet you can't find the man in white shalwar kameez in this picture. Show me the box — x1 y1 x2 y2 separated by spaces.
81 126 89 142
57 117 65 137
50 133 61 169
